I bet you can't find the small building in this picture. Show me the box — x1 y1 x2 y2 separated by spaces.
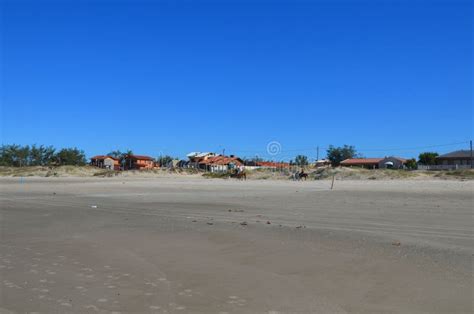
379 157 407 169
198 155 244 172
90 155 120 170
187 152 216 162
340 158 383 169
314 159 331 168
124 155 155 170
341 157 407 169
436 150 472 168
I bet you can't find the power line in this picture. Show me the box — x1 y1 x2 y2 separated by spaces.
225 141 469 155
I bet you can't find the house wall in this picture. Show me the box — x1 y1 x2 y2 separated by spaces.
437 158 472 166
124 158 154 170
91 158 118 169
103 158 115 169
342 163 379 169
379 157 405 169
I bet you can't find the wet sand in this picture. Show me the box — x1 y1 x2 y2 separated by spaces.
0 177 472 313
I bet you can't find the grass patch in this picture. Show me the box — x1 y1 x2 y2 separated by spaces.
202 172 230 179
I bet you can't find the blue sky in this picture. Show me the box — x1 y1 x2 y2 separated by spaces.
1 0 472 161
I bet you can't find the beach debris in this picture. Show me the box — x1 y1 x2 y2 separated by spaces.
207 222 214 225
90 205 98 209
240 221 248 226
392 241 401 246
228 209 245 212
296 225 305 229
192 220 197 222
266 221 271 225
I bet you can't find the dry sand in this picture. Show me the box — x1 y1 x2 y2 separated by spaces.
0 177 472 313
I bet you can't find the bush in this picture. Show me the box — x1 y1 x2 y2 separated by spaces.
327 145 358 166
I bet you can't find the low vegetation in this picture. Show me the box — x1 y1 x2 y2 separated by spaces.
0 165 472 180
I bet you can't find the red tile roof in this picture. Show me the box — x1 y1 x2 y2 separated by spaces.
340 158 383 165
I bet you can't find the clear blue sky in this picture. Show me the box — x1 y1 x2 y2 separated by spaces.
1 0 472 161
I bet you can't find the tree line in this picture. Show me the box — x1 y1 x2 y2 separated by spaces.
0 144 86 167
287 146 438 169
0 144 442 168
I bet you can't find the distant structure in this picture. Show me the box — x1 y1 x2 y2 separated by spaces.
314 159 331 168
436 150 472 168
186 152 216 163
124 155 155 170
340 157 407 169
186 152 244 172
198 155 244 172
90 155 120 170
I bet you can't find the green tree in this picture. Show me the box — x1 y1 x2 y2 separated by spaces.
42 146 57 165
107 150 123 159
326 145 358 166
0 144 30 166
108 149 133 169
418 152 438 165
56 147 86 166
294 155 309 166
29 144 55 166
156 155 174 167
16 145 30 167
0 144 20 166
405 158 417 170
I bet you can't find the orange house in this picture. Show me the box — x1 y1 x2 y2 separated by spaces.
124 155 155 170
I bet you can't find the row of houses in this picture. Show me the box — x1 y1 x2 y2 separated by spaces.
90 155 155 170
90 150 472 172
185 152 291 172
90 152 293 172
339 150 472 169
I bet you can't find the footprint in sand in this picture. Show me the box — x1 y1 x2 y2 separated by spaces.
227 295 247 306
85 304 99 311
178 289 193 297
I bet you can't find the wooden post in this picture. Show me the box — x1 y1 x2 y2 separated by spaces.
331 174 335 190
470 140 473 169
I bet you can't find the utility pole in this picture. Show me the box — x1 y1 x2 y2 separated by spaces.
470 140 473 169
316 146 319 162
222 148 225 156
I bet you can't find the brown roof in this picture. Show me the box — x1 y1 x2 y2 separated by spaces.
91 155 119 161
127 155 154 161
199 156 243 166
383 157 408 162
438 150 471 159
340 158 383 165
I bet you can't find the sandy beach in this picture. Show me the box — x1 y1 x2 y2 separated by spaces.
0 177 472 313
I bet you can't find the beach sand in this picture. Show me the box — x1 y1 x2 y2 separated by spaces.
0 177 472 313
